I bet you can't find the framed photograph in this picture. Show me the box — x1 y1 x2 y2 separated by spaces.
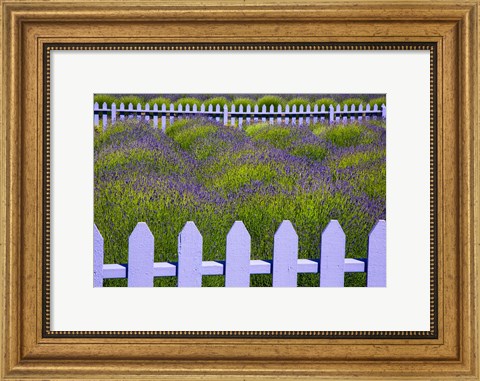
1 0 478 379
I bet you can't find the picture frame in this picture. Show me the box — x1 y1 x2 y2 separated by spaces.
1 0 478 379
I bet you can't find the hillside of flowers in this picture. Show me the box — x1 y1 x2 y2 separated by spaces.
94 100 386 287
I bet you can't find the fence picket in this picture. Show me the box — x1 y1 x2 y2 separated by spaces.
225 221 251 287
319 220 346 287
350 104 356 122
254 105 259 123
373 104 378 120
178 222 203 287
335 104 341 122
382 104 386 118
291 105 297 125
128 103 134 119
145 103 150 122
313 104 319 123
94 102 99 126
269 105 274 124
272 220 298 287
93 224 104 287
169 104 175 124
342 104 348 123
246 104 251 124
277 105 282 124
285 105 290 124
215 104 221 122
177 104 183 120
366 104 371 120
128 222 154 287
136 103 142 120
111 102 116 125
102 102 108 128
238 105 244 128
358 104 363 121
306 104 311 125
366 220 386 287
119 103 125 121
231 104 236 126
153 103 159 129
299 105 304 125
261 105 267 123
329 105 334 123
223 104 228 126
320 104 326 122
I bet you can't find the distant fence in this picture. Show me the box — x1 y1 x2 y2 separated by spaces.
93 102 386 132
94 219 386 287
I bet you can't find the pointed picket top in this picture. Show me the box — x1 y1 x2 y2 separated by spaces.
306 104 311 112
239 104 244 113
192 104 197 112
178 221 203 287
299 104 304 112
278 104 282 112
207 104 212 112
358 103 363 112
128 222 154 287
153 103 158 111
200 103 205 112
291 104 297 112
94 102 99 109
320 220 346 287
351 104 356 112
335 104 341 112
93 224 104 287
260 104 265 113
367 220 386 287
366 104 371 112
343 104 348 112
373 104 378 112
178 104 183 112
215 104 220 112
314 104 319 112
102 102 108 110
285 104 290 113
381 104 386 118
224 104 228 112
226 221 251 287
246 104 251 113
254 104 259 113
186 104 191 112
268 104 273 113
145 103 150 111
273 220 298 287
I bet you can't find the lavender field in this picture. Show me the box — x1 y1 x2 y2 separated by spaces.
94 94 386 287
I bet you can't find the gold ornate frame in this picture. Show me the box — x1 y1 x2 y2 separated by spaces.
1 0 478 379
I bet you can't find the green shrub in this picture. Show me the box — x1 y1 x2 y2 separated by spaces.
147 97 171 108
245 123 269 136
369 96 386 108
203 97 230 109
290 145 328 161
232 97 256 109
117 95 144 107
339 98 364 109
250 126 292 149
174 97 202 109
94 94 118 108
313 98 337 110
257 95 286 110
287 98 310 109
325 124 364 147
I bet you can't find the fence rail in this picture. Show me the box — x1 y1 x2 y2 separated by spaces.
93 102 386 131
94 219 386 287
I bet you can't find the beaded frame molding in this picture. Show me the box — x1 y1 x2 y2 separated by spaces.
43 42 437 339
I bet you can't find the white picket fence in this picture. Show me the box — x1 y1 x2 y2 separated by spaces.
94 219 386 287
94 102 386 132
